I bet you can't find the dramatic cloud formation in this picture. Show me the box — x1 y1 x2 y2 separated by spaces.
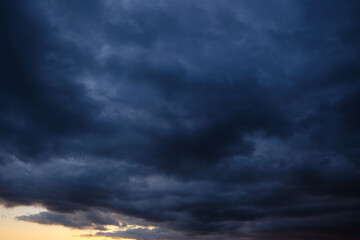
1 0 360 239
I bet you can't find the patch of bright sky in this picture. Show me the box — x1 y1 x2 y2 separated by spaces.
0 205 133 240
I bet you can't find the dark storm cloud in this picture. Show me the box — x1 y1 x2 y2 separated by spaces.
1 0 360 239
0 0 101 161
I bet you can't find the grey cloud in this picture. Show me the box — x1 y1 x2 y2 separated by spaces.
17 209 120 230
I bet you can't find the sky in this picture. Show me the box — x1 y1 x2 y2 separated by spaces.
0 0 360 239
0 205 99 240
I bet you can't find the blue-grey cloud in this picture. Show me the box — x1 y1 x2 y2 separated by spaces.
1 0 360 239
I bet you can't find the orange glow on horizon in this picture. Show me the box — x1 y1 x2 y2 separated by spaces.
0 205 133 240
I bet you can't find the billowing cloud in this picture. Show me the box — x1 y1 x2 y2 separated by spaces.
1 0 360 239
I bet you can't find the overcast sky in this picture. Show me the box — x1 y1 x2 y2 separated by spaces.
1 0 360 239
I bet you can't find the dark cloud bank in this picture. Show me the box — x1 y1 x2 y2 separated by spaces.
1 0 360 239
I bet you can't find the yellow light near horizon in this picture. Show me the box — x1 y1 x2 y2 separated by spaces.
0 205 131 240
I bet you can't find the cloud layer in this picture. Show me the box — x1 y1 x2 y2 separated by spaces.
1 0 360 239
